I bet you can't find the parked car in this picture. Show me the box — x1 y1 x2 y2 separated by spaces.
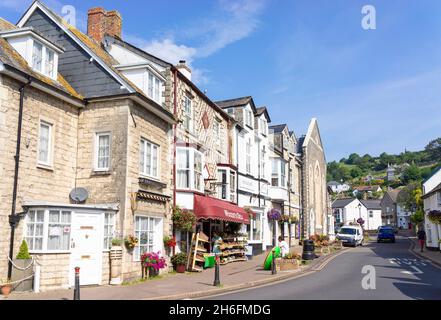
377 227 396 243
336 225 364 247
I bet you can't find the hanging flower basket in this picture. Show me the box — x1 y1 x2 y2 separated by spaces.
289 216 299 224
357 218 365 227
124 235 138 250
172 206 197 232
428 210 441 225
267 209 282 221
281 214 290 223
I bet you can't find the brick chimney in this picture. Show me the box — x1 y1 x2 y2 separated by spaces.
176 60 192 81
87 7 122 43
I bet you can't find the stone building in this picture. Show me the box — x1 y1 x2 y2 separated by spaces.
215 97 271 254
298 118 329 238
0 2 175 291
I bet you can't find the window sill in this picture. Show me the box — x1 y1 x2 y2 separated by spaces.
91 170 112 177
30 251 71 255
37 163 54 172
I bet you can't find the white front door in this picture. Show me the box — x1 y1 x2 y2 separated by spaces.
69 212 103 286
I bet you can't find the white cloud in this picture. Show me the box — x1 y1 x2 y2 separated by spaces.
124 0 267 85
141 38 197 65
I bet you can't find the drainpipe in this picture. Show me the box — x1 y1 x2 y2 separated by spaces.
8 78 32 279
172 69 177 255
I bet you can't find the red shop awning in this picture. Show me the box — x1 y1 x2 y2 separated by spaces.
193 194 251 224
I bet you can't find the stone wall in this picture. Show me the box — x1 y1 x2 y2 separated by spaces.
0 75 79 279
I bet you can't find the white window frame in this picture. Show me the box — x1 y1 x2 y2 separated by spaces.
37 120 53 167
182 96 194 133
260 146 266 179
217 168 236 202
140 138 159 179
246 138 251 174
94 132 111 172
134 215 163 261
247 212 262 243
31 39 57 79
103 213 115 251
146 71 163 104
25 208 72 254
244 109 253 128
260 118 267 135
176 147 204 192
271 158 287 188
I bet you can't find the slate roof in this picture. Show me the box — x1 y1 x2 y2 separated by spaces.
386 189 401 202
361 200 381 210
0 28 82 100
215 96 253 109
269 124 287 134
332 198 356 208
255 106 271 122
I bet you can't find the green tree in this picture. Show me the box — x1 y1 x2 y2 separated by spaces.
397 182 423 213
401 164 422 184
16 240 31 260
425 137 441 161
350 166 363 178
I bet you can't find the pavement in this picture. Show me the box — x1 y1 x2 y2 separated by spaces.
408 237 441 268
3 244 348 300
206 235 441 300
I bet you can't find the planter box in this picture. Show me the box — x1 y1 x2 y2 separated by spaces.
11 259 33 292
276 258 300 271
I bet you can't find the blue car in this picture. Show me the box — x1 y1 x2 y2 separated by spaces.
377 227 396 243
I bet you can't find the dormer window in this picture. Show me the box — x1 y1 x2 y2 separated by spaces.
32 40 56 78
244 108 253 128
0 28 62 80
115 63 165 105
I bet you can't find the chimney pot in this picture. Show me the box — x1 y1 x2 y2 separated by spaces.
87 7 122 43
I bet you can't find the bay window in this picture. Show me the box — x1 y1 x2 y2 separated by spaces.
134 216 163 261
271 158 287 188
217 169 236 202
176 147 204 192
140 138 159 178
95 132 111 171
38 120 52 166
25 209 72 252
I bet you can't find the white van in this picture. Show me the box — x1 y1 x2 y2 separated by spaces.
336 225 364 247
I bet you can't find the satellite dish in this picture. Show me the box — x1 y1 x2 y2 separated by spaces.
70 188 89 203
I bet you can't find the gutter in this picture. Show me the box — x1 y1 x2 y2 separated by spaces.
0 63 84 108
8 76 32 279
172 69 178 256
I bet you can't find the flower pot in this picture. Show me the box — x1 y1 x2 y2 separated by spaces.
1 284 12 296
176 264 186 273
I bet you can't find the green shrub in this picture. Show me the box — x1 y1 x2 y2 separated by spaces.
171 253 187 266
16 240 31 260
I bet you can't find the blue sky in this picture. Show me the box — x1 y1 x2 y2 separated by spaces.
1 0 441 161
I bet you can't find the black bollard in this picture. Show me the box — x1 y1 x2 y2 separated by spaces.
213 255 220 286
74 267 80 300
271 249 277 275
